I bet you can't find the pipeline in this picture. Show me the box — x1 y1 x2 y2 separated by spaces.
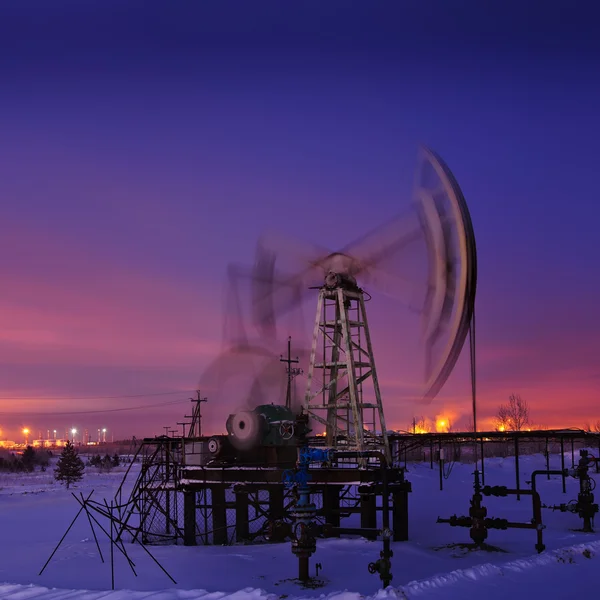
284 439 394 587
437 469 550 553
542 451 598 532
332 450 392 588
481 485 545 552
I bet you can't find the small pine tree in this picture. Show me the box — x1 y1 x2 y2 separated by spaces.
54 441 85 489
89 454 102 467
111 453 120 467
22 445 36 472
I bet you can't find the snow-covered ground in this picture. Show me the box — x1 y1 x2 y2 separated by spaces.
0 452 598 599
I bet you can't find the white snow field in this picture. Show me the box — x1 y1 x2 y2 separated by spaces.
0 451 599 599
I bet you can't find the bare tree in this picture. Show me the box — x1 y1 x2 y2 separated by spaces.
593 420 600 433
495 393 530 431
410 416 430 433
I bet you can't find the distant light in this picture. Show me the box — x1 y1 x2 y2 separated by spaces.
71 428 77 435
498 425 506 432
23 428 29 435
102 428 107 433
435 419 449 433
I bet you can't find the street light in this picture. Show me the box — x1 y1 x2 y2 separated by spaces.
23 428 30 445
71 428 77 443
102 428 107 443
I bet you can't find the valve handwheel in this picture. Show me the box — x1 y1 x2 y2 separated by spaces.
279 422 295 440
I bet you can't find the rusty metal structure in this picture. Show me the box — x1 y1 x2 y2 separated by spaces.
105 147 482 586
249 147 478 462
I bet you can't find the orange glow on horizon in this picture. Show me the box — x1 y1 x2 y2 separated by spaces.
435 418 449 433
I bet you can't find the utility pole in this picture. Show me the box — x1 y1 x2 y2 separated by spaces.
177 421 189 437
280 336 303 410
186 390 208 437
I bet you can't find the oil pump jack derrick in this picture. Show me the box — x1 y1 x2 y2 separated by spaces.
249 146 477 463
187 147 478 587
304 266 390 462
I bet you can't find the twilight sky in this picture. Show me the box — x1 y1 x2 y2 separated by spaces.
0 1 599 441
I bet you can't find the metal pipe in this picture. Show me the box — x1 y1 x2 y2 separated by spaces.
480 437 485 486
439 441 443 491
514 436 520 500
325 526 380 536
531 469 567 551
299 557 309 581
530 469 567 497
333 450 391 587
560 438 566 493
484 485 546 552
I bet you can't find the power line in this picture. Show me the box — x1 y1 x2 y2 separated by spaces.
0 398 189 417
0 389 196 401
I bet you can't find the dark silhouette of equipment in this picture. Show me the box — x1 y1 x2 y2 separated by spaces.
249 147 477 461
544 449 598 532
206 404 297 467
437 469 561 553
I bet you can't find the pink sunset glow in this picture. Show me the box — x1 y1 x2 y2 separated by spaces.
1 4 599 442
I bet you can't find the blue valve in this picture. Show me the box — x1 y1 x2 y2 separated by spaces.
282 470 296 488
299 447 334 464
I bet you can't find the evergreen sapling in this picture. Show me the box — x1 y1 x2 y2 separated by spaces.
54 440 85 488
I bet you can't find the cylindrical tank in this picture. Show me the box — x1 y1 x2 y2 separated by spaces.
226 404 295 450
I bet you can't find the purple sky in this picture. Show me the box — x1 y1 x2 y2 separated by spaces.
0 1 599 441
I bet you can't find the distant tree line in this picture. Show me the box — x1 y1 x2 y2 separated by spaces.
87 453 121 470
0 446 51 473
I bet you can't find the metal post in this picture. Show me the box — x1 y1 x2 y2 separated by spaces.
234 487 249 543
360 490 377 540
183 491 197 546
280 336 302 411
480 437 485 486
430 439 434 469
269 486 285 521
546 437 550 479
514 435 520 501
323 485 341 527
110 501 115 590
560 437 566 493
438 441 444 492
571 438 575 467
392 488 409 541
211 485 228 545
